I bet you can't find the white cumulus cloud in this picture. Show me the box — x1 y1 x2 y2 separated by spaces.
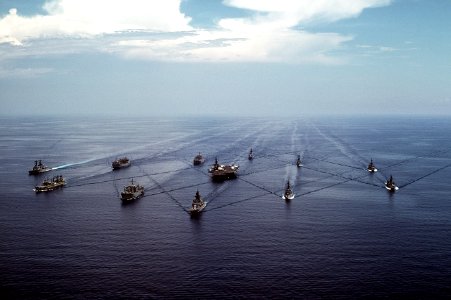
115 0 390 63
224 0 391 24
0 0 392 64
0 0 192 45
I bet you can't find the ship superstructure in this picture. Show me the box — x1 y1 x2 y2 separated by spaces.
34 175 66 193
190 190 206 215
29 160 51 175
367 159 377 173
209 157 239 181
112 157 131 170
282 180 295 200
385 175 398 192
121 179 144 202
193 153 205 165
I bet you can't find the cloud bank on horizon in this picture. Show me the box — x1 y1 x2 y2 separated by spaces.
0 0 391 63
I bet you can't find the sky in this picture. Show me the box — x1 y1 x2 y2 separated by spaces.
0 0 450 117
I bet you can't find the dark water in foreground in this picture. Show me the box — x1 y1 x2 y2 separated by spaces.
1 116 451 299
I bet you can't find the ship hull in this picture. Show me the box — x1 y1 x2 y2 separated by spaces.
385 185 398 192
193 159 204 166
34 183 65 193
282 193 295 200
121 191 144 202
209 162 239 181
112 162 131 170
190 202 207 216
211 172 237 182
29 168 51 175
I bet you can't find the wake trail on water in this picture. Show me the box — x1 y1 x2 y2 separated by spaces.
52 159 97 170
206 123 290 209
53 123 235 173
112 170 121 199
376 148 451 187
205 192 271 212
143 181 211 198
311 124 367 169
399 162 451 189
122 122 276 212
66 167 192 189
203 134 270 209
203 182 234 208
283 121 298 191
67 165 112 184
54 122 254 190
57 119 451 213
136 165 189 213
382 148 451 170
213 122 273 163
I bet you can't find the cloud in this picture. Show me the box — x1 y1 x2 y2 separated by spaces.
115 0 389 63
115 29 351 64
356 44 417 59
0 0 392 64
0 0 192 44
223 0 391 24
0 67 54 78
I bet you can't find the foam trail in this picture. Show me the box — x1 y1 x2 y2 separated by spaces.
52 159 97 170
285 123 298 182
282 121 298 197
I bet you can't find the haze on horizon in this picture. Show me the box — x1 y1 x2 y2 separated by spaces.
0 0 450 117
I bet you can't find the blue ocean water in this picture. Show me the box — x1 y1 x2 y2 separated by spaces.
1 116 451 299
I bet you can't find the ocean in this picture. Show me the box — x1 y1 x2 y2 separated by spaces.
1 116 451 299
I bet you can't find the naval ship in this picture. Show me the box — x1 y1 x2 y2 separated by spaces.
282 180 295 200
34 175 66 193
385 175 398 192
193 153 205 165
112 157 131 170
121 179 144 202
296 155 303 167
209 157 239 181
190 190 206 215
367 159 378 173
29 160 51 175
248 148 254 160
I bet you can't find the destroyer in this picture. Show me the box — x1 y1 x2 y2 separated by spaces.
385 175 398 192
190 190 207 215
296 155 303 167
367 159 378 173
121 179 144 202
112 157 131 170
209 157 239 181
29 160 51 175
34 175 66 193
282 180 295 200
248 148 254 160
193 153 205 165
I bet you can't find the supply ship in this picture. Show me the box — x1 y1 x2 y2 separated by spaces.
121 179 144 202
34 175 66 193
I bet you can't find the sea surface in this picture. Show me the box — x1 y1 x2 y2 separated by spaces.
1 116 451 299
